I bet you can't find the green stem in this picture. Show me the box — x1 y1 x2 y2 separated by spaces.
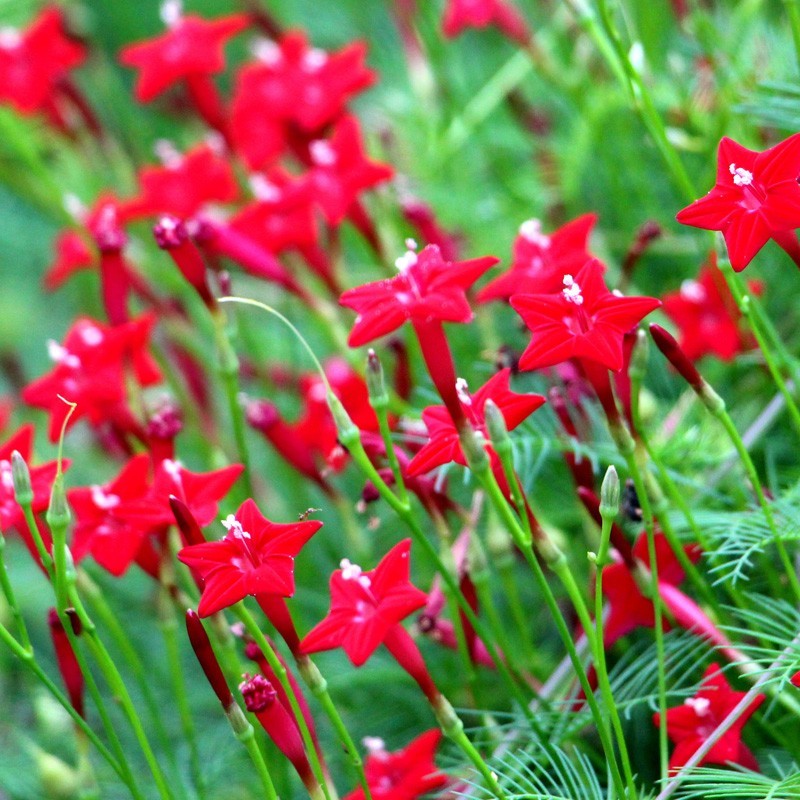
723 266 800 440
470 455 631 799
297 656 371 800
0 530 32 651
782 0 800 74
212 308 255 499
433 696 507 800
235 606 333 800
0 620 133 791
229 706 280 800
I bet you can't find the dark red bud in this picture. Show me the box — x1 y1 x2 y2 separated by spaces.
239 673 278 713
649 323 704 393
186 610 233 709
170 496 205 547
153 215 188 249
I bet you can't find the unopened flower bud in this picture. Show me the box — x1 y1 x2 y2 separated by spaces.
327 392 359 446
366 348 388 410
599 466 620 520
186 609 233 709
239 673 277 712
459 426 489 473
46 474 71 532
10 450 33 506
629 328 649 382
483 399 510 456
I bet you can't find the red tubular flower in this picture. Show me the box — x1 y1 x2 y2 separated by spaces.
119 3 247 136
69 454 164 577
654 664 765 772
153 215 216 309
676 134 800 271
305 115 394 226
442 0 531 45
477 214 598 303
0 6 85 117
661 254 760 361
178 498 321 617
343 730 448 800
300 540 427 668
407 368 545 476
48 609 84 717
511 259 661 372
22 315 161 442
128 141 239 219
239 674 317 791
43 231 94 292
340 243 497 428
230 31 375 170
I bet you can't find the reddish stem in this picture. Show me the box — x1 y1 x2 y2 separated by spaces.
184 74 232 148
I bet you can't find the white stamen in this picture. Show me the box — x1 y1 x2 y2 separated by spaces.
303 48 328 71
562 274 584 306
729 163 753 187
340 558 372 588
80 326 103 348
205 131 226 155
63 193 87 222
160 0 183 28
0 27 21 49
162 459 184 486
519 218 551 249
680 279 706 303
0 461 13 491
362 736 385 754
404 238 418 251
309 140 337 167
91 486 120 510
154 139 183 168
251 38 282 66
395 250 418 272
221 514 251 539
455 377 472 406
249 174 282 203
47 340 80 369
685 696 711 717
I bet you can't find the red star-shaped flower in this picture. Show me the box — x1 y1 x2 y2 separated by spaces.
340 244 498 346
662 254 761 362
676 135 800 271
119 9 248 102
407 368 545 476
477 214 598 303
178 498 321 617
300 539 428 666
343 731 448 800
442 0 530 45
510 259 661 372
22 316 162 441
230 31 375 170
654 664 764 772
127 142 239 219
69 454 164 576
306 115 394 225
0 6 86 115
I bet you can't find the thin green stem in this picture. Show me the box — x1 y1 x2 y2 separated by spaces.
212 308 255 499
0 530 32 651
235 606 333 800
231 708 280 800
0 620 132 791
782 0 800 74
725 269 800 439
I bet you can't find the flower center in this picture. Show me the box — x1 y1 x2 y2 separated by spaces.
47 340 81 369
309 140 337 167
340 558 372 589
519 218 551 250
562 274 584 306
91 486 120 510
685 696 711 717
455 377 472 406
729 163 753 187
